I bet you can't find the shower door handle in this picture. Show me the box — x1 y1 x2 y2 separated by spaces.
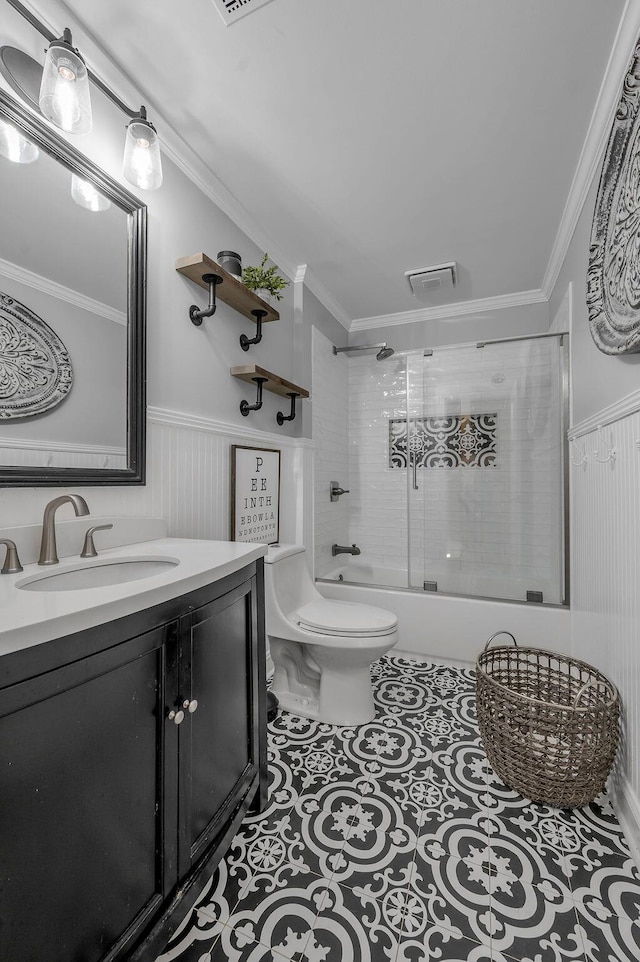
412 454 419 490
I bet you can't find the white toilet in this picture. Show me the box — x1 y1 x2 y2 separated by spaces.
264 544 398 726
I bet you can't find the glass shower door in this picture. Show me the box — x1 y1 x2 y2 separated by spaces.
408 336 566 604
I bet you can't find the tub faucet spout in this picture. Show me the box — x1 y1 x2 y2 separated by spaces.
332 543 361 557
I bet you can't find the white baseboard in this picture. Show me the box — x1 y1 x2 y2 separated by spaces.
613 775 640 872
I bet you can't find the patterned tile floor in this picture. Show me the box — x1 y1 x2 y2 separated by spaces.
156 655 640 962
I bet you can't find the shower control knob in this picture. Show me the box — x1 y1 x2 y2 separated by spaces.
330 481 350 502
168 709 185 725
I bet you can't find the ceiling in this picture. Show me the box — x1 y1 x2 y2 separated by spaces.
48 0 629 325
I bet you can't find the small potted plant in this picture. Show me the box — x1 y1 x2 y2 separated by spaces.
241 253 289 306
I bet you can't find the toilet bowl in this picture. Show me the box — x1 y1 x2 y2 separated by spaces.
264 544 398 725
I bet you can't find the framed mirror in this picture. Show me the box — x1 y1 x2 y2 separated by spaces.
0 89 146 485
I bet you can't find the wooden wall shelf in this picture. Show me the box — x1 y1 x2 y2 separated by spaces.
176 253 280 324
230 365 309 399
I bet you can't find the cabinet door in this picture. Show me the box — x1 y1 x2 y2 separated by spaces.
0 624 179 962
178 574 261 874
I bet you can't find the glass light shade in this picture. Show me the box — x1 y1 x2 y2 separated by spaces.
122 114 163 190
39 34 92 134
71 174 111 212
0 119 39 163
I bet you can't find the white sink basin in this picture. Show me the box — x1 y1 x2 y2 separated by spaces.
17 558 179 592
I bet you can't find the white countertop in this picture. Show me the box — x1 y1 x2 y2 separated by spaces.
0 538 266 658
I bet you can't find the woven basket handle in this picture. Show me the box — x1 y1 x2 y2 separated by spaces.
484 630 518 651
573 678 599 709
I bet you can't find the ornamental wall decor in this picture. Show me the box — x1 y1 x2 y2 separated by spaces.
0 291 73 419
389 414 498 469
588 39 640 354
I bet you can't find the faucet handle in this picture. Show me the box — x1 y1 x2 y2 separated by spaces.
80 524 114 559
330 481 350 501
0 539 23 574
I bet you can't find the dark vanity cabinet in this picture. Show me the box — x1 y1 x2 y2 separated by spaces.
0 560 266 962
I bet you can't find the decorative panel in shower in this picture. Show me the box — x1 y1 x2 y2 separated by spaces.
389 415 498 468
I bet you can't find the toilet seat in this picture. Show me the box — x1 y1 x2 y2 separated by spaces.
295 599 397 637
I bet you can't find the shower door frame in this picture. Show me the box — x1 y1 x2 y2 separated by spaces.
407 330 570 608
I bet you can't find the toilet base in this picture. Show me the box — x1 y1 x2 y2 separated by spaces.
269 635 394 726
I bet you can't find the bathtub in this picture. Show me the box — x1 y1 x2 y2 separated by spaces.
316 563 571 664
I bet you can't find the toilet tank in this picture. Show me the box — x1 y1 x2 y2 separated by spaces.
264 544 319 619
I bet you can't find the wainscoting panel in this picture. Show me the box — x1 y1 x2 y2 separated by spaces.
0 408 314 554
570 396 640 854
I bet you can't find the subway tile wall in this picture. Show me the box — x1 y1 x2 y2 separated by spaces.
313 337 565 604
312 328 350 577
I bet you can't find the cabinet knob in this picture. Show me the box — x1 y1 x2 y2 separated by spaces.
182 698 198 714
168 709 185 725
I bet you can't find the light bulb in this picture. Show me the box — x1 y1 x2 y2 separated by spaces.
0 119 39 163
122 108 162 190
71 174 111 212
39 28 92 134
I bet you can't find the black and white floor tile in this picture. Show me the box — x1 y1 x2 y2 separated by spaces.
156 654 640 962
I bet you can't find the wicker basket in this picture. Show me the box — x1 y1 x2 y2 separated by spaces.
476 632 620 808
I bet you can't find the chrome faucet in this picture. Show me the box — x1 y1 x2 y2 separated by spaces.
38 494 90 566
332 543 361 556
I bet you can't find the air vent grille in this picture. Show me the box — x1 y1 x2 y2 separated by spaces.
405 262 456 299
210 0 275 26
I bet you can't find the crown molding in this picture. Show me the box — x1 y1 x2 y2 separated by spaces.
24 0 640 336
541 0 640 300
299 265 352 331
350 288 547 332
0 255 127 325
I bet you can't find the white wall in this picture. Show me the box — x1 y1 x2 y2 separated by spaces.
0 7 333 548
550 124 640 847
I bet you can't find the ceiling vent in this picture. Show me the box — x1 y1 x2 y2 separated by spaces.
210 0 276 26
405 262 456 299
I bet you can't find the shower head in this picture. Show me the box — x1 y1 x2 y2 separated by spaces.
332 342 394 360
376 345 394 360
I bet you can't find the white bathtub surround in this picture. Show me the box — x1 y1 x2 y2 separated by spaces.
311 328 349 578
318 577 570 664
570 388 640 862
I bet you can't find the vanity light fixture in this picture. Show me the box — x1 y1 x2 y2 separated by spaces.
71 173 111 212
2 1 163 191
122 107 163 191
38 28 92 134
0 116 38 163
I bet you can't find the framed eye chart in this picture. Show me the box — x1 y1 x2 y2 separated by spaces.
231 445 281 544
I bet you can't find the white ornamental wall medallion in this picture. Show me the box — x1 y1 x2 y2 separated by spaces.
588 39 640 354
0 291 73 419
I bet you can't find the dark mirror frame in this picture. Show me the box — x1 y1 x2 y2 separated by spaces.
0 89 146 486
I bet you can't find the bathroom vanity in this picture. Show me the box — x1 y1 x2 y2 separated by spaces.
0 534 267 962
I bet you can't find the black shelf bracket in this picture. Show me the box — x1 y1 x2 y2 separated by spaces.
276 392 300 426
189 273 223 326
239 309 267 351
240 377 268 416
